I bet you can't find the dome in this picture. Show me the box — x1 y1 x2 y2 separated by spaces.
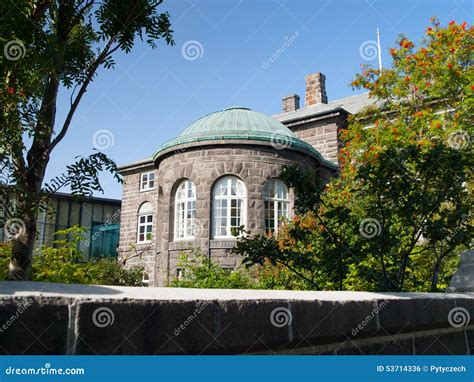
153 106 324 161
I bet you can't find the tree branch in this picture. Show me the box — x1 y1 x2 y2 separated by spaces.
49 0 143 153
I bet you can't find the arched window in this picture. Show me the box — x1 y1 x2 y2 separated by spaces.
212 176 246 238
263 179 289 233
137 202 153 243
174 180 196 240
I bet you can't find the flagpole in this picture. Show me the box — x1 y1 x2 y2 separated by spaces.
377 28 383 72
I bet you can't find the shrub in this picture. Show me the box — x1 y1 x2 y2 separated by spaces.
0 226 144 286
170 250 257 289
0 243 11 280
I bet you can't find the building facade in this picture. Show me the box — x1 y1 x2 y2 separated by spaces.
1 192 121 260
118 72 373 286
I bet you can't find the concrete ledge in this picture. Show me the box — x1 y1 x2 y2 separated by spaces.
0 282 473 355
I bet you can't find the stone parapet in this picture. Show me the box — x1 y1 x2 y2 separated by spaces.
0 282 472 355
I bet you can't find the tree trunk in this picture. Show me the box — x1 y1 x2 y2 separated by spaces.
7 75 56 279
430 260 441 292
8 210 37 280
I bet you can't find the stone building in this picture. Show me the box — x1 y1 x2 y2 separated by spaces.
118 72 373 286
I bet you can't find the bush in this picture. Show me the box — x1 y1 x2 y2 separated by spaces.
87 259 144 286
0 226 144 286
170 251 257 289
255 260 316 290
0 243 11 280
170 250 323 291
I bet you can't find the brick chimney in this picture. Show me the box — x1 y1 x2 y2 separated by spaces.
282 94 300 113
305 72 327 106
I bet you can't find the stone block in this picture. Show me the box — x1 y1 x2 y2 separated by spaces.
414 330 469 355
0 299 69 355
448 250 474 292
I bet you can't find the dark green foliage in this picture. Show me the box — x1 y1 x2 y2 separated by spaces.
170 250 257 290
0 0 174 279
0 226 143 286
232 21 473 292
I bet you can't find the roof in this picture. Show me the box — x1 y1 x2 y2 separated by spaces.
152 107 333 167
52 192 121 205
275 92 376 123
117 157 153 172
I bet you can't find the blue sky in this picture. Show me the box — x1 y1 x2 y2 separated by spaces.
49 0 472 199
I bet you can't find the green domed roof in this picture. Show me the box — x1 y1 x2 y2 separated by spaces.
153 107 327 163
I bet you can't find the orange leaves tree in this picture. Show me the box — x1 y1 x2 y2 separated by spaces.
234 19 473 292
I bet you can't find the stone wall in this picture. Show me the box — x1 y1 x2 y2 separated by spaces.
118 140 335 286
154 142 322 286
117 162 159 286
1 282 472 355
118 141 333 287
281 113 347 164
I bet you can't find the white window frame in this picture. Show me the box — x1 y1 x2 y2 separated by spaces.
137 202 153 243
174 180 197 241
212 176 247 239
263 179 289 234
140 171 155 191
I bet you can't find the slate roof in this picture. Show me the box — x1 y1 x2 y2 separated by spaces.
274 92 376 123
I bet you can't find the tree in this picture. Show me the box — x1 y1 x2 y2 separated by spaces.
233 19 473 292
0 0 174 280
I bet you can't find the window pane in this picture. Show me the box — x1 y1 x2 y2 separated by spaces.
141 172 155 190
212 177 246 237
263 180 288 233
174 180 196 239
263 181 273 198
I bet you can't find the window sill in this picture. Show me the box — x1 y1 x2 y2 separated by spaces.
209 239 237 249
136 241 153 245
169 240 196 251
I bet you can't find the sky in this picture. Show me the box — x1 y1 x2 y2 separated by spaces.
49 0 472 199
